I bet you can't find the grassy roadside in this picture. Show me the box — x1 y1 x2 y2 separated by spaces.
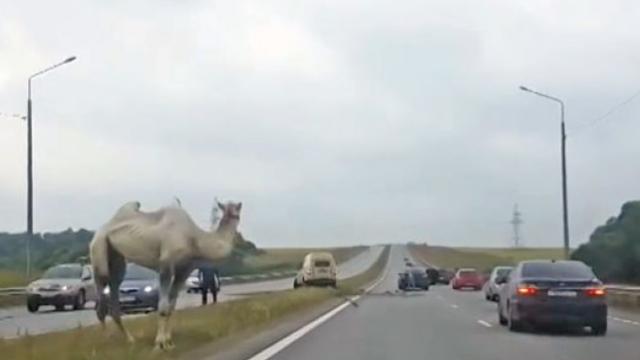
0 246 368 309
0 271 29 308
243 246 367 274
1 246 389 360
409 245 564 273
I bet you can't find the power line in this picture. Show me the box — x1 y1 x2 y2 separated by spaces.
571 88 640 136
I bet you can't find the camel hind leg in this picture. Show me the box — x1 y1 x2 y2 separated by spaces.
106 249 134 343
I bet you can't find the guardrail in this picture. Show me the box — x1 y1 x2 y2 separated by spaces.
0 270 300 297
0 287 26 297
605 284 640 307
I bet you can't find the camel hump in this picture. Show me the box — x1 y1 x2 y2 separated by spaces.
119 201 141 213
110 201 142 222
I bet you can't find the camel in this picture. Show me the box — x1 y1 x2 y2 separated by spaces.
89 200 241 350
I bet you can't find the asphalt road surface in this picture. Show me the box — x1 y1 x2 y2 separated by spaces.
267 245 640 360
0 246 383 339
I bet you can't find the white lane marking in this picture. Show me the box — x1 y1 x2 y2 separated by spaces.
450 304 459 309
246 249 391 360
477 320 492 328
608 316 640 326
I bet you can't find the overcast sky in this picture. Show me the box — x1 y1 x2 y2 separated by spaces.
1 1 639 248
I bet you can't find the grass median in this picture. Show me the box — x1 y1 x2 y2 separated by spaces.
1 246 389 360
409 245 564 273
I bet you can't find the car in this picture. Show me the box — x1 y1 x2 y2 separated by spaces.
451 268 483 290
186 269 201 293
398 268 430 291
26 263 96 312
425 268 440 285
497 260 607 335
436 269 454 284
484 266 513 301
103 263 159 312
294 252 337 288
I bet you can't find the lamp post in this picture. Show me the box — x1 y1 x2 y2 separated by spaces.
519 85 569 260
26 56 76 278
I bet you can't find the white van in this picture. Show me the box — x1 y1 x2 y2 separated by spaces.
294 252 337 288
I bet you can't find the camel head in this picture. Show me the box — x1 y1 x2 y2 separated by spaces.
217 200 242 230
197 200 242 260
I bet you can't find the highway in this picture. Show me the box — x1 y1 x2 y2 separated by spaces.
0 246 383 339
264 245 640 360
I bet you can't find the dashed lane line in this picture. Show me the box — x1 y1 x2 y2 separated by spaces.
608 316 640 326
477 320 492 328
450 304 459 309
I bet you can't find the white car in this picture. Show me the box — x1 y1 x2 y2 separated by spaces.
294 252 337 288
483 266 513 301
185 270 201 293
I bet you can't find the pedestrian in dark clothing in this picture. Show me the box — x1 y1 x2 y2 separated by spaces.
198 264 220 305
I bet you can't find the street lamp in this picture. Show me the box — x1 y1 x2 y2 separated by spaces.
519 85 570 260
26 56 76 278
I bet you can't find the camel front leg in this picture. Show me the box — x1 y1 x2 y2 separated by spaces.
162 266 191 346
155 266 175 350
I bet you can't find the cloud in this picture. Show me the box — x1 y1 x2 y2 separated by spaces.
1 0 640 248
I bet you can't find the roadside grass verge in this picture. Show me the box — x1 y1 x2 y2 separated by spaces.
460 247 565 263
409 245 563 273
0 271 28 308
1 246 389 360
0 270 28 287
243 245 368 274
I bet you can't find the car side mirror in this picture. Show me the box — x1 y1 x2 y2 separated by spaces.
82 275 92 281
495 275 508 285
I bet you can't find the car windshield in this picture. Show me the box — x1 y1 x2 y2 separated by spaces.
522 262 594 279
496 268 512 277
41 265 82 279
124 264 158 280
314 260 331 267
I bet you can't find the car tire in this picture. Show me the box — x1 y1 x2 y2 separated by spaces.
485 293 491 301
507 303 523 332
55 304 65 311
27 299 39 313
293 279 299 289
73 290 86 311
592 321 607 336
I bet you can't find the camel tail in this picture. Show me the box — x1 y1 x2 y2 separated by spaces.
89 230 112 324
90 231 113 282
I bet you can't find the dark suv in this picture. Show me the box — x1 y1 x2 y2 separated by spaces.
497 260 607 335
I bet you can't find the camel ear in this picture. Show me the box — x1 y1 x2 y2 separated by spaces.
217 201 226 211
237 202 242 211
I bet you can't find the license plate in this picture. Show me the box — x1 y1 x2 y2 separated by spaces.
548 290 577 297
120 296 136 303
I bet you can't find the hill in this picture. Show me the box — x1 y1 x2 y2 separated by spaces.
572 200 640 284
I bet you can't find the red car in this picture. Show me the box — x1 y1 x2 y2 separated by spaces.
451 268 483 290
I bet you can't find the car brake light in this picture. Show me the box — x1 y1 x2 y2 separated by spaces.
585 287 606 296
516 284 538 296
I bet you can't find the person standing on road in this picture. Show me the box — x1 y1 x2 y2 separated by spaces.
198 263 220 305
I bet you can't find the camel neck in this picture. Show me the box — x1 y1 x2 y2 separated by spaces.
195 224 236 260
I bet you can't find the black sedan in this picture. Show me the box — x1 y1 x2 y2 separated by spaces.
497 260 607 335
104 263 159 312
398 269 430 291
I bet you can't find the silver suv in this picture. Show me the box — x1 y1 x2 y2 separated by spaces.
26 263 96 312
